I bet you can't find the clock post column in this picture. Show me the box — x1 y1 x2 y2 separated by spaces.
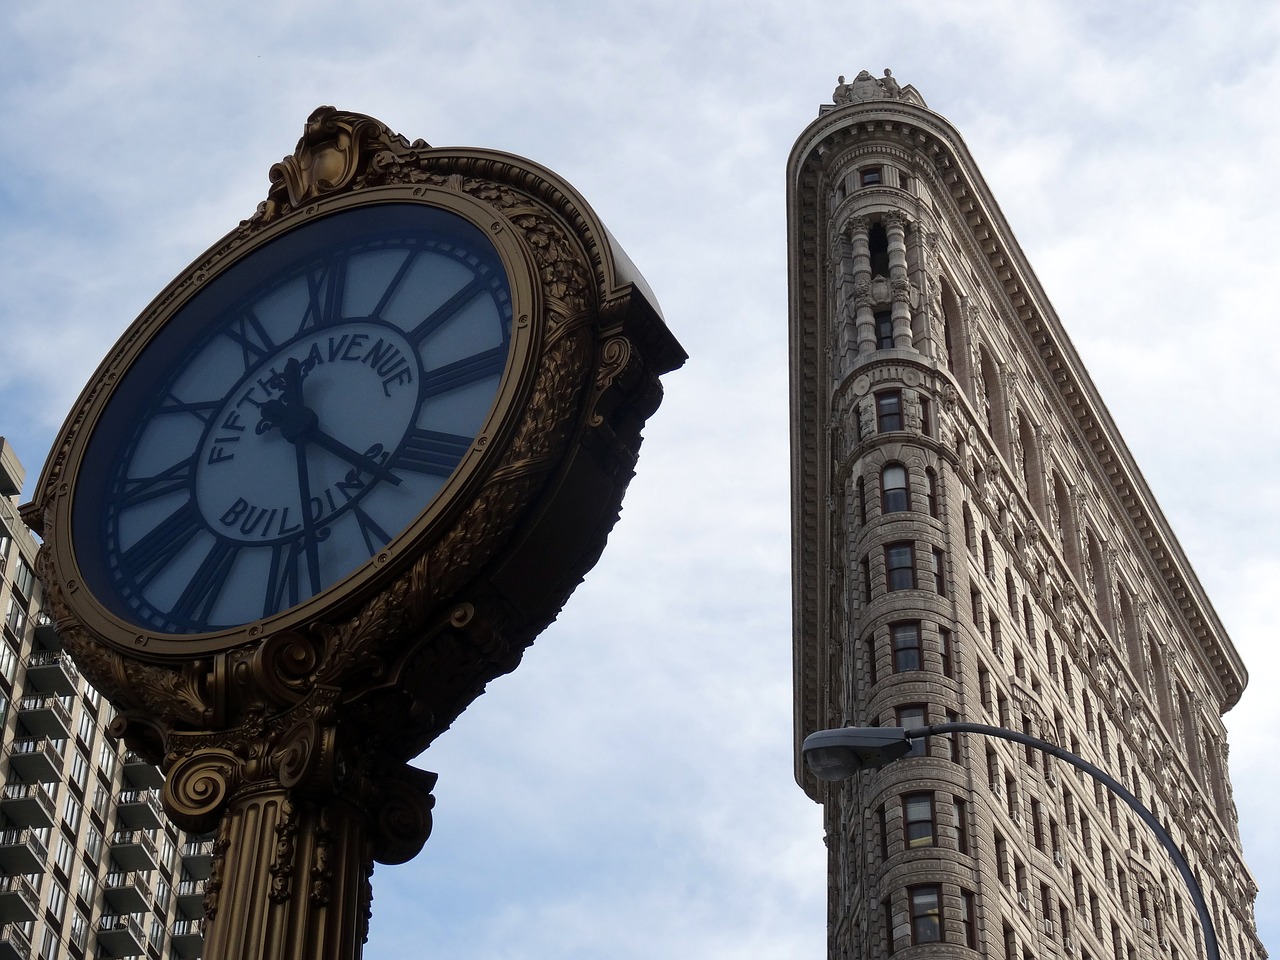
159 690 438 960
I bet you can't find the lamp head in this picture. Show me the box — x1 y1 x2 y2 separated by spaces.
802 727 913 780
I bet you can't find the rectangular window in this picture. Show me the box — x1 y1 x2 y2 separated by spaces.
99 740 118 779
92 782 111 821
13 558 35 601
48 879 68 924
920 397 933 438
63 793 82 833
909 885 942 944
945 709 961 762
71 750 90 793
932 548 946 595
903 792 935 848
40 927 58 960
960 890 977 948
4 595 27 638
897 704 926 757
875 310 894 350
70 912 88 949
953 796 969 854
970 587 984 634
891 622 921 672
84 824 103 863
862 556 873 605
55 836 75 876
0 642 16 684
78 709 96 747
879 804 890 861
885 542 915 590
861 166 882 186
866 637 879 686
876 390 903 432
939 627 953 679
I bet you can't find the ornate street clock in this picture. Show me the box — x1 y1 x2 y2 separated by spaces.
23 108 684 960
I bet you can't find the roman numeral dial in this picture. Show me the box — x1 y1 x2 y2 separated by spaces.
82 201 514 636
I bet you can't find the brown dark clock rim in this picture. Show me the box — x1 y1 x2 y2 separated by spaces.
40 185 544 658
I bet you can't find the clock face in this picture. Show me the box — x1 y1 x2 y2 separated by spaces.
72 201 513 636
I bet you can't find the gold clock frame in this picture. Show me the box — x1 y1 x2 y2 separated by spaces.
40 184 542 659
22 107 685 960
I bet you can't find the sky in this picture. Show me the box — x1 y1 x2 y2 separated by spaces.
2 1 1278 957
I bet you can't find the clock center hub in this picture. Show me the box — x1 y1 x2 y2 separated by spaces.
195 320 420 546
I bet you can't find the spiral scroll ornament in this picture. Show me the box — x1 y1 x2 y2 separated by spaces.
164 749 241 833
371 766 438 865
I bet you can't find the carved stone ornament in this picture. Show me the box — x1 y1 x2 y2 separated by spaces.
23 107 685 960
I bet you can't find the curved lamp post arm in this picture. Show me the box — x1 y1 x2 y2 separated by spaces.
910 722 1217 960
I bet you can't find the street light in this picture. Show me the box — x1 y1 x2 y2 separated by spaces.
802 721 1218 960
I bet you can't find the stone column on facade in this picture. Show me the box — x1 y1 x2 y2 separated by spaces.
848 217 876 355
884 211 913 349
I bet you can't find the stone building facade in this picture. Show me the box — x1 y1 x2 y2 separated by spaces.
0 441 207 960
787 72 1264 960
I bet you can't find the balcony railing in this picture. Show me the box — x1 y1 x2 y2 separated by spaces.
114 789 163 828
0 782 56 828
23 650 79 694
5 737 64 782
0 922 32 960
0 829 48 873
14 695 71 738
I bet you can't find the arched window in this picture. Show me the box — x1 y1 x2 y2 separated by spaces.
882 464 909 512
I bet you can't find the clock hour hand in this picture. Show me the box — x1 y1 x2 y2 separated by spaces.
304 428 403 486
257 359 317 440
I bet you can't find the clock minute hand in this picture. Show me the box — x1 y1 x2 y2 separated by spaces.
304 427 403 486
